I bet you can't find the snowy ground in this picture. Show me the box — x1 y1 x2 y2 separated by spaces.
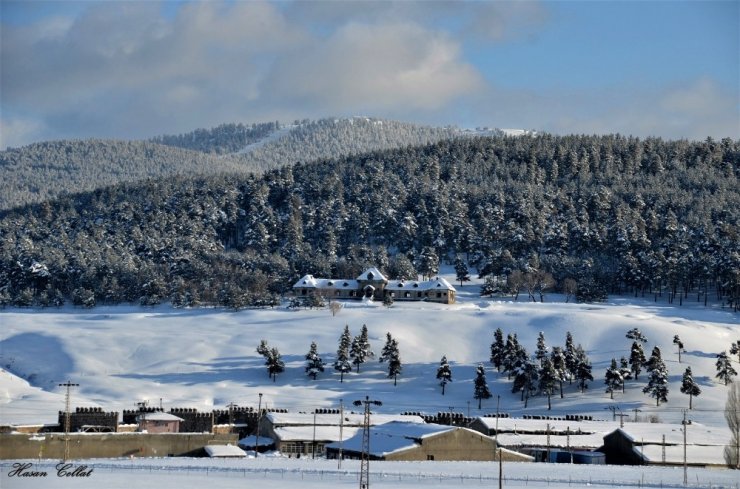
1 273 739 487
1 276 737 429
2 456 740 489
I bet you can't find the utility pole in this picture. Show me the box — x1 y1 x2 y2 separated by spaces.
226 402 237 428
617 412 629 428
682 410 688 486
632 408 642 423
58 381 79 462
496 395 502 489
606 405 619 422
353 396 382 489
255 393 263 458
312 411 317 459
338 399 344 469
546 423 551 463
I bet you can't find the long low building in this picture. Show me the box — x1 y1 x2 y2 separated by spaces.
326 421 533 462
261 411 425 457
293 267 456 304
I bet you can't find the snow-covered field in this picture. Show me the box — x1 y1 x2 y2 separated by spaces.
2 456 739 489
1 277 739 487
1 278 737 429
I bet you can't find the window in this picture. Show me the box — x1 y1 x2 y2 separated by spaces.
367 272 374 280
404 292 410 298
302 289 307 295
427 455 435 461
335 290 340 296
437 292 442 298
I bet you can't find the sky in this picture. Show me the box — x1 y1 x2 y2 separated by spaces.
1 0 738 148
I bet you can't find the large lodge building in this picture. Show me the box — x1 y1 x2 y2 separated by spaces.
292 267 457 304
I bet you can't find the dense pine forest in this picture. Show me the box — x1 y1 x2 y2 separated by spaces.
0 134 738 310
0 118 460 210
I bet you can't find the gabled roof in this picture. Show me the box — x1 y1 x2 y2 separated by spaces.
204 444 246 457
356 267 387 282
266 412 424 427
326 422 456 457
293 275 359 289
386 277 456 292
137 412 184 422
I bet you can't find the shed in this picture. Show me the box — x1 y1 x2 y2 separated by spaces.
204 444 247 458
137 412 184 433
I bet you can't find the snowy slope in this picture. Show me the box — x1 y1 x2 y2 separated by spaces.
0 280 738 429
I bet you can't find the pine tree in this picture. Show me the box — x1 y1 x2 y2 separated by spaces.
334 325 352 382
256 339 270 357
716 351 738 386
386 339 402 385
673 335 685 363
550 346 568 398
266 347 285 382
619 356 632 392
604 358 623 399
564 331 576 385
680 366 701 409
382 293 394 308
539 357 558 410
535 331 549 366
512 356 538 407
473 364 493 409
629 341 646 380
350 324 374 373
730 340 740 363
574 345 594 393
643 347 668 405
454 256 470 287
305 341 325 380
480 275 499 297
379 332 395 363
436 355 453 395
490 328 505 372
502 333 520 379
626 328 648 343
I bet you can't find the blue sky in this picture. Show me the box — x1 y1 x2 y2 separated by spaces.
1 0 737 147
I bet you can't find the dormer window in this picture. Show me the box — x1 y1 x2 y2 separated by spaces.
398 283 403 288
413 283 419 288
367 272 374 280
343 282 349 287
327 281 334 286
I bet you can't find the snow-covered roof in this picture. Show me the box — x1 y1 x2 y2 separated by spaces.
638 444 727 466
293 275 359 289
204 444 247 458
237 435 275 447
137 412 184 422
326 422 457 457
386 277 456 292
496 433 605 450
266 412 424 427
272 425 360 442
608 423 729 446
356 268 387 282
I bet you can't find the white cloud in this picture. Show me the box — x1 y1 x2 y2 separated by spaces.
0 117 46 149
263 21 484 113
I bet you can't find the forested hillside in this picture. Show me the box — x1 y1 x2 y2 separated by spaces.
0 118 461 210
0 134 738 310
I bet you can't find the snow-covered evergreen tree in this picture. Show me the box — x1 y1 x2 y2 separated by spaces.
350 324 374 373
386 339 402 385
535 331 549 366
643 347 669 406
512 355 538 407
730 340 740 363
680 366 701 409
550 346 568 398
490 328 505 372
574 345 594 393
305 341 325 380
334 325 352 382
604 358 623 399
266 347 285 382
673 334 685 363
436 355 453 395
716 351 738 386
480 275 499 297
473 364 493 409
539 357 558 410
619 356 632 392
256 339 270 357
626 327 648 343
379 332 395 363
502 333 520 379
629 341 646 380
564 331 577 385
454 256 470 287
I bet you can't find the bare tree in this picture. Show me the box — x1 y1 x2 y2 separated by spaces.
507 270 524 301
329 300 343 317
725 381 740 469
563 278 577 303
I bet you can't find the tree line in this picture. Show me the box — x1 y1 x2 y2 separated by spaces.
0 133 737 309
